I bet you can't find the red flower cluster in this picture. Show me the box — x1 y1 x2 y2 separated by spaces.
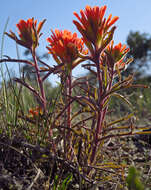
47 29 88 65
73 6 119 52
29 107 43 118
5 18 46 49
106 41 130 69
6 5 130 71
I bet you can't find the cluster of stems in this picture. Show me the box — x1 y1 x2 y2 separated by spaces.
0 5 148 180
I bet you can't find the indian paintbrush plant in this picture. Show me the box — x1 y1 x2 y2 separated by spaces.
0 4 150 189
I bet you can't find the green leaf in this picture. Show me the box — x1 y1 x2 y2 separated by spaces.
107 113 134 127
125 57 133 66
103 97 110 109
134 130 151 135
112 93 133 109
104 64 108 88
53 175 59 190
98 26 116 53
94 87 98 100
115 64 122 81
126 166 144 190
112 75 133 89
60 174 73 190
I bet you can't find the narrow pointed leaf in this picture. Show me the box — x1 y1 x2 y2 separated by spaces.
112 93 133 109
107 113 134 127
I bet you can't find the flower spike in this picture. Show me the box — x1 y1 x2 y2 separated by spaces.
5 18 46 50
47 29 88 68
105 41 130 69
73 5 119 53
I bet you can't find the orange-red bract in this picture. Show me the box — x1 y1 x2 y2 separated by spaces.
47 29 88 65
29 107 43 118
5 18 46 50
73 5 119 52
106 41 130 69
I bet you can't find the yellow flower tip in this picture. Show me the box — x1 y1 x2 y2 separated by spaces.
85 5 91 11
37 19 46 34
112 16 119 23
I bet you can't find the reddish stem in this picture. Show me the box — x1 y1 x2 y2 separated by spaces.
90 108 106 164
90 52 112 164
67 72 72 129
31 49 46 111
